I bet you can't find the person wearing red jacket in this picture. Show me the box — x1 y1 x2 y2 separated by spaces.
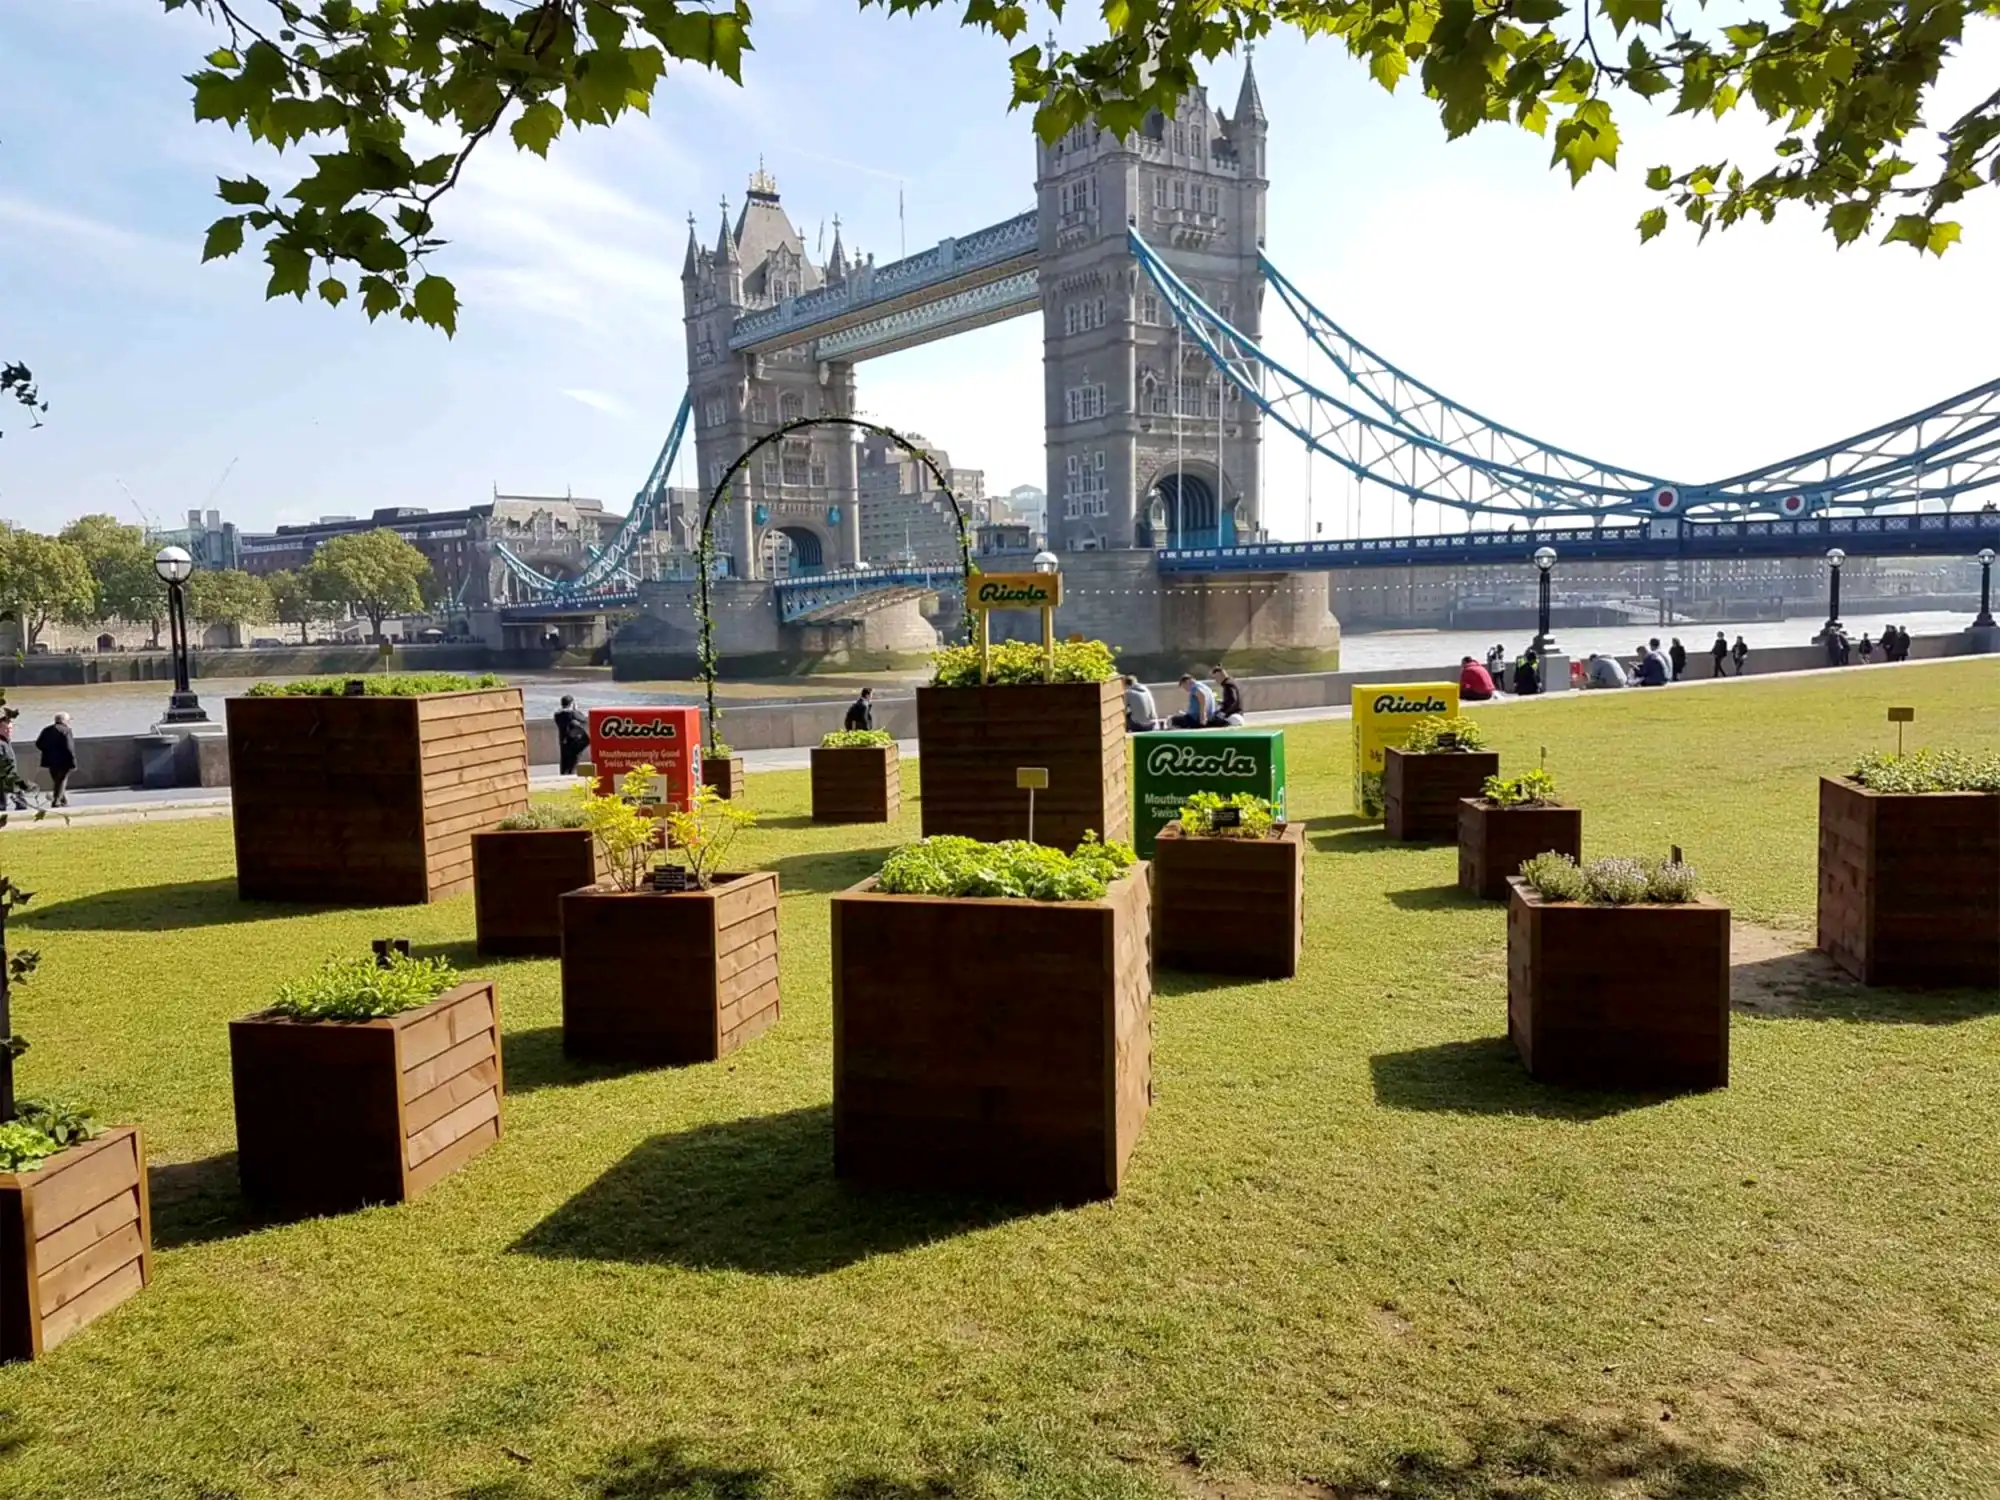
1458 655 1496 701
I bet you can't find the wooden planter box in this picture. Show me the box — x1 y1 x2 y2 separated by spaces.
472 827 603 957
1383 747 1500 841
810 744 901 824
1458 799 1584 900
1818 776 2000 987
702 756 746 801
559 871 780 1064
916 680 1128 849
230 981 504 1215
228 688 530 904
0 1127 150 1362
831 867 1151 1201
1152 821 1305 978
1507 880 1729 1090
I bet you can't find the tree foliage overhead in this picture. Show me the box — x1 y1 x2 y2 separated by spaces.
305 527 432 636
172 0 1997 338
0 528 98 648
1 364 44 441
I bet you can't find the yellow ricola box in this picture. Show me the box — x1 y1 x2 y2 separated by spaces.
1351 682 1460 818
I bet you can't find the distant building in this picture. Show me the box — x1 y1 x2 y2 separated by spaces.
148 509 242 571
992 484 1046 530
856 431 989 566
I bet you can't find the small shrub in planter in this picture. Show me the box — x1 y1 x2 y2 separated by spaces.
1458 769 1584 901
231 952 503 1216
701 742 746 801
1508 853 1728 1091
811 730 900 824
560 771 779 1064
472 792 602 957
1153 793 1305 978
1819 749 2000 987
833 833 1150 1201
917 640 1128 849
1384 716 1500 841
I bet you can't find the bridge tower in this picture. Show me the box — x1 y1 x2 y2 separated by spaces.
1037 58 1268 553
682 170 863 579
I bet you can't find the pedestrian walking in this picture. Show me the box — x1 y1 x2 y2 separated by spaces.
1858 632 1875 664
844 687 875 732
553 695 590 775
1710 632 1729 677
33 712 76 807
1731 635 1750 675
1669 637 1687 681
0 713 28 810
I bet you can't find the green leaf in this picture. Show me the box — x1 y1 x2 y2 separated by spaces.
206 48 239 69
201 215 246 262
265 239 312 299
1925 221 1962 255
359 275 401 321
1551 98 1620 184
318 277 348 307
510 100 563 157
1645 164 1672 190
216 175 270 206
410 274 459 336
1637 206 1668 242
1827 200 1872 245
1599 0 1663 35
1369 49 1408 90
1513 0 1565 22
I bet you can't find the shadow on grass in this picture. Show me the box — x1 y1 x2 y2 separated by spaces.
766 845 899 896
20 878 339 932
1730 947 2000 1025
502 1026 673 1095
147 1152 294 1250
753 813 822 830
512 1105 1037 1275
1329 1411 1766 1498
458 1439 968 1500
1369 1038 1664 1120
1310 826 1445 859
1384 884 1485 913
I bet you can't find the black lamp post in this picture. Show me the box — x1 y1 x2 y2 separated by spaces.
1823 547 1846 637
154 545 209 725
1532 545 1557 653
1976 547 1996 629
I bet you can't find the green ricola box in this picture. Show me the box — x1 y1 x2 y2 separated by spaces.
1131 730 1289 856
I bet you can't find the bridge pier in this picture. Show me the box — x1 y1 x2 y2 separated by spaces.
610 577 941 679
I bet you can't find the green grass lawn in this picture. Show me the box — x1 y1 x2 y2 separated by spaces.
2 661 1997 1500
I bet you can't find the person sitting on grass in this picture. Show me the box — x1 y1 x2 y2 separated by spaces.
1583 652 1629 690
1458 655 1496 702
1171 673 1218 728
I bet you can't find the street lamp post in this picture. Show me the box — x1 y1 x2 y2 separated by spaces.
154 546 209 726
1823 547 1846 638
1976 547 1997 629
1532 545 1558 653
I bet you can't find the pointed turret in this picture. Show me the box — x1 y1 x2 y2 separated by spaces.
1233 49 1266 127
826 215 849 283
681 213 701 281
715 197 738 263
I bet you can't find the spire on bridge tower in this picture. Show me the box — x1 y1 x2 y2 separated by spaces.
681 212 700 280
1234 46 1266 126
826 214 849 282
715 197 738 263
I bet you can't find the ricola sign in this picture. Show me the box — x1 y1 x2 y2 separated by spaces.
588 705 698 808
1131 729 1288 856
1350 681 1460 818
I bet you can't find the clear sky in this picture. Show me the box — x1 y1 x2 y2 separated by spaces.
4 3 1996 543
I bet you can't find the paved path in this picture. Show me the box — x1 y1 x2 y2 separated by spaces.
9 652 1985 829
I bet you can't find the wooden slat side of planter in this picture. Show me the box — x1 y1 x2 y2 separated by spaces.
916 680 1128 849
228 689 528 906
810 745 901 824
832 868 1151 1201
230 981 502 1214
559 872 781 1064
1383 749 1501 841
0 1127 151 1362
702 757 747 800
1507 880 1729 1091
1817 777 2000 988
1457 800 1584 901
1151 822 1305 978
473 828 602 956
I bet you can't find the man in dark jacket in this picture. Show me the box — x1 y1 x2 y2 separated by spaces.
1710 632 1729 677
553 695 590 776
1669 638 1687 681
0 713 28 810
844 687 874 732
1512 650 1541 696
34 713 76 807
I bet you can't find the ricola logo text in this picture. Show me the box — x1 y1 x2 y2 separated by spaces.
1372 694 1447 715
599 716 679 739
1145 744 1259 778
975 580 1051 606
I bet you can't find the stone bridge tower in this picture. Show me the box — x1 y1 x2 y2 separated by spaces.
682 170 863 579
1036 59 1268 553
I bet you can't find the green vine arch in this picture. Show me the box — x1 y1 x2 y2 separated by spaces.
695 415 977 754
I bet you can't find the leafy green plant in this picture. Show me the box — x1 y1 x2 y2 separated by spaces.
1645 860 1703 904
584 765 667 892
496 793 593 831
1520 852 1703 905
1176 791 1278 838
246 672 504 697
269 952 462 1022
876 832 1137 903
0 1122 63 1174
1356 771 1385 820
1520 851 1589 903
661 784 758 890
1585 856 1652 905
930 639 1118 688
1401 715 1488 754
1851 748 2000 794
820 729 894 749
703 742 735 760
1483 769 1560 807
14 1098 101 1151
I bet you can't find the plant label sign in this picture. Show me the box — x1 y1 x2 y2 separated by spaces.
1130 730 1288 856
588 706 699 809
1350 682 1460 820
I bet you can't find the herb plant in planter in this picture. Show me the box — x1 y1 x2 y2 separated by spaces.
228 674 528 904
1507 853 1729 1091
811 729 900 824
0 867 150 1361
1819 748 2000 987
700 740 746 802
832 833 1150 1201
1152 793 1305 978
917 639 1128 849
560 772 780 1065
1458 768 1584 901
472 791 603 957
230 952 503 1216
1383 716 1500 841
